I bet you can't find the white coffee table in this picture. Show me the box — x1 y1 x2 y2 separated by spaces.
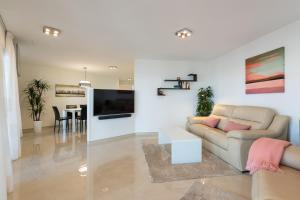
159 127 202 164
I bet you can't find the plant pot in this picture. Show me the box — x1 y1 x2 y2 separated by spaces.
33 121 43 133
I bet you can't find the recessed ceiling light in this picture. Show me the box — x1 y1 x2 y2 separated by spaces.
43 26 61 37
128 78 132 81
175 28 192 39
108 66 118 70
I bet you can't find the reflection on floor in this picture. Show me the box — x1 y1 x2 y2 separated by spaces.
8 127 251 200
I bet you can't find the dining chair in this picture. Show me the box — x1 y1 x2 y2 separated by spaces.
76 104 87 119
66 105 78 120
52 106 71 133
75 104 85 127
76 105 87 132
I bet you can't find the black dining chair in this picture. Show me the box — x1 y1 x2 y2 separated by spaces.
80 104 87 108
76 105 87 132
66 105 78 121
52 106 71 133
75 104 86 123
76 105 87 118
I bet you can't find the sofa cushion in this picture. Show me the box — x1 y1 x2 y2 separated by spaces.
203 128 228 150
187 116 206 124
231 106 275 130
229 118 259 130
223 121 251 132
211 104 235 118
188 123 210 138
200 117 220 128
252 166 300 200
210 115 229 130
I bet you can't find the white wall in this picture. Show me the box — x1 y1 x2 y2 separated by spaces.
86 88 135 142
134 59 209 133
207 20 300 145
18 63 119 129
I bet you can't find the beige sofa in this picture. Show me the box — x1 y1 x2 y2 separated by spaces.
186 104 289 171
252 145 300 200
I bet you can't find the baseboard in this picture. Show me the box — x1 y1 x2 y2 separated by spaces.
87 132 158 145
135 132 158 136
22 126 54 134
88 133 136 144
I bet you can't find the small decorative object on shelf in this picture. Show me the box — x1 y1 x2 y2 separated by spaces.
157 74 197 96
188 73 197 82
182 81 187 89
157 89 165 96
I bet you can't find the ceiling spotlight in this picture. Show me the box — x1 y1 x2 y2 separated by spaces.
53 30 59 37
108 66 118 70
44 28 50 35
175 28 192 39
43 26 61 37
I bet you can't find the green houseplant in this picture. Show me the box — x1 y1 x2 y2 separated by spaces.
196 86 214 116
24 79 50 133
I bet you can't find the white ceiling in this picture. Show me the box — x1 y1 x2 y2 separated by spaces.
1 0 300 80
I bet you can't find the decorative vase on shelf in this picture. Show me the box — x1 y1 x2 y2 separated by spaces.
33 121 43 133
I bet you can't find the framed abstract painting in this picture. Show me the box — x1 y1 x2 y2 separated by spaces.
55 84 85 97
245 47 285 94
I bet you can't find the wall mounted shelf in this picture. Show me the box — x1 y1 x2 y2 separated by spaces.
157 74 197 96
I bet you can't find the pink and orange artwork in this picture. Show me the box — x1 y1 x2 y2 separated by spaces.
246 47 285 94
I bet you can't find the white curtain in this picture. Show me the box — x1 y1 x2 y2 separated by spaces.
4 32 22 160
0 19 13 199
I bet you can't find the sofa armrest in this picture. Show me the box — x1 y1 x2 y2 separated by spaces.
227 129 280 170
227 129 280 140
187 116 207 124
281 145 300 170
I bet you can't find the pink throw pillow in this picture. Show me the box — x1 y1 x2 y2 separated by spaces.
200 117 220 128
223 121 251 132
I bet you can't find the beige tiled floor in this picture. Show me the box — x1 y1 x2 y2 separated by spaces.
8 127 251 200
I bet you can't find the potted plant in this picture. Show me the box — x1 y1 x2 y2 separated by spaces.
24 79 50 133
196 86 214 116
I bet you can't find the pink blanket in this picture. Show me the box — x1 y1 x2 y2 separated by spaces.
246 137 290 174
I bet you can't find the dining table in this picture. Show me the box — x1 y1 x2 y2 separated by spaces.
62 108 82 133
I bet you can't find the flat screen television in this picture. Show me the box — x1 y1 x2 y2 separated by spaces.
93 89 134 116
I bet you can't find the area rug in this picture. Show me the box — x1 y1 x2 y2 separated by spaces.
180 181 248 200
142 143 241 183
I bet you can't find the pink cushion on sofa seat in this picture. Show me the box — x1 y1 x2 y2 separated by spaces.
200 117 220 128
223 121 251 132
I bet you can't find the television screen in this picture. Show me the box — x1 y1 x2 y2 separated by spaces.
93 89 134 116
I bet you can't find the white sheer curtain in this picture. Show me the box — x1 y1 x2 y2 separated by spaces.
0 19 13 199
4 32 22 160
